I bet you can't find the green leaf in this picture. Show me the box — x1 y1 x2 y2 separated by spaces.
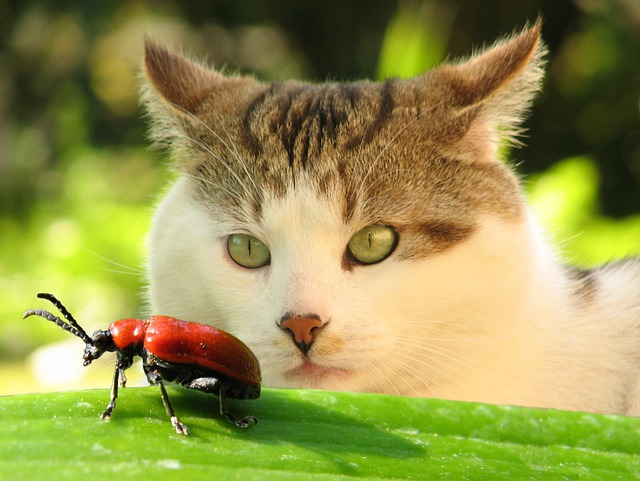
1 387 639 480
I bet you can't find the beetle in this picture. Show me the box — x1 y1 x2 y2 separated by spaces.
23 293 261 435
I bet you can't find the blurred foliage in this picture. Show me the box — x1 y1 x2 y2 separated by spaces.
376 0 454 78
528 156 640 265
0 0 638 394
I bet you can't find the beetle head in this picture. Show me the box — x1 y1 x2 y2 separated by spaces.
23 293 117 366
83 329 115 365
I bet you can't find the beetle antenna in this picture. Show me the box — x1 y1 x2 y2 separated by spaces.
22 308 92 343
22 293 93 344
37 293 91 341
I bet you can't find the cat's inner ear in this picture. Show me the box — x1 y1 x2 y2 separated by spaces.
416 21 546 161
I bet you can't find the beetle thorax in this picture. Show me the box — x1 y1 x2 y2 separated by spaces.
109 318 148 353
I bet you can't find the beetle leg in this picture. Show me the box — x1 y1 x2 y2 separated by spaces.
100 364 120 420
218 385 257 428
147 370 190 436
101 356 131 420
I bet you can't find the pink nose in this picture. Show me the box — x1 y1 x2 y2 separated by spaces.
280 315 324 355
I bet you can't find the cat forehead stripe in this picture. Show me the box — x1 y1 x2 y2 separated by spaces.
241 79 396 169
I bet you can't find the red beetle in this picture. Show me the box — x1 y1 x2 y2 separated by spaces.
23 293 261 435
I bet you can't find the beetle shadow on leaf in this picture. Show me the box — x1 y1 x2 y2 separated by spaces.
165 386 427 473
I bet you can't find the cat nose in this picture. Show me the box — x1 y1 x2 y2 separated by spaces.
280 315 324 355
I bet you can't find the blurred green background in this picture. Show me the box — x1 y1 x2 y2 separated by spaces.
0 0 638 395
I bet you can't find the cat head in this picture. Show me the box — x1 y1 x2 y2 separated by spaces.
143 23 547 394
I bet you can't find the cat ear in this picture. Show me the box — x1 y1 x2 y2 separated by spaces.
418 21 546 161
141 39 260 158
142 39 224 114
142 39 258 113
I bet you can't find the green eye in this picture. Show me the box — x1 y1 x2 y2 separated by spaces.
227 234 271 268
347 225 397 265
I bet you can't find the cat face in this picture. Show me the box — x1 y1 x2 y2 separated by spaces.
149 174 540 394
144 24 546 395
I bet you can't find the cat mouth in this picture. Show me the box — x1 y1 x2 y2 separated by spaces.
284 359 352 380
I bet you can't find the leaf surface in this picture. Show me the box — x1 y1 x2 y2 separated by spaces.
1 387 638 480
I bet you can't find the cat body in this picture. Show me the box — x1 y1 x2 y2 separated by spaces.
142 24 640 415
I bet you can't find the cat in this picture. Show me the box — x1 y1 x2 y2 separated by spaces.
141 22 640 415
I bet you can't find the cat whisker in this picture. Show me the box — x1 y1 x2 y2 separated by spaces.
213 114 260 191
398 330 538 343
361 361 406 396
393 330 520 366
390 337 477 372
175 131 255 202
181 169 261 231
181 170 245 206
380 354 444 396
355 100 445 204
97 268 144 277
82 248 144 274
389 335 528 401
366 348 465 397
175 105 260 196
395 320 541 342
386 342 518 399
353 330 471 395
355 168 416 215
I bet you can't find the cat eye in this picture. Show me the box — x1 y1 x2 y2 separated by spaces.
227 234 271 269
347 225 398 265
